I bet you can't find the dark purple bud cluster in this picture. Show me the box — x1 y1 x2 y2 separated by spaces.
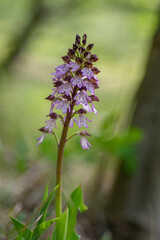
37 34 100 149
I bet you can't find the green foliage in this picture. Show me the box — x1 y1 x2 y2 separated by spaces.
52 209 68 240
53 185 87 240
38 184 59 224
10 216 32 240
11 185 87 240
11 184 59 240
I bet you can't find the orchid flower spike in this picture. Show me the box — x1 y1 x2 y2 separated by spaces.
37 34 100 149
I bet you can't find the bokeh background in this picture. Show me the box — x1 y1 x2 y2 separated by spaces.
0 0 160 239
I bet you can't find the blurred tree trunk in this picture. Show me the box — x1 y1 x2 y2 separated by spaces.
107 10 160 240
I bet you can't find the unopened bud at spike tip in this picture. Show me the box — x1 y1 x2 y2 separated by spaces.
87 44 94 51
82 34 87 45
75 57 83 64
84 61 93 69
68 49 75 58
75 34 81 45
84 51 91 59
73 44 78 50
78 47 85 54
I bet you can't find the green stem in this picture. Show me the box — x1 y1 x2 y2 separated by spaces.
66 132 80 142
55 109 72 217
51 131 59 146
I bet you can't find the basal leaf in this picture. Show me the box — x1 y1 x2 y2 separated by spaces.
10 216 32 240
38 184 59 224
52 208 68 240
66 185 87 240
31 218 58 240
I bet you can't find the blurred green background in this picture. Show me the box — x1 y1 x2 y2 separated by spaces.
0 0 159 239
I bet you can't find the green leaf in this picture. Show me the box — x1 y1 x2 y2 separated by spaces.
31 218 58 240
38 184 59 224
10 216 32 240
52 208 68 240
66 185 87 240
37 184 49 224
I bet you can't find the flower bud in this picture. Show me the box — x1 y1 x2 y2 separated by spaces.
89 95 99 102
79 131 91 137
62 55 70 63
84 61 93 69
75 57 83 64
63 95 71 101
48 112 58 119
78 47 85 54
87 44 94 51
90 78 97 84
68 49 75 58
63 75 72 81
45 95 56 101
75 34 81 45
91 67 100 74
92 82 99 89
82 34 87 45
73 44 78 50
84 51 91 59
76 69 83 76
90 54 98 62
39 127 49 133
53 81 63 87
77 109 87 114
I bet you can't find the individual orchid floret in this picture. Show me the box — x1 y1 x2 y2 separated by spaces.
83 79 94 94
78 131 91 150
71 76 83 88
74 90 91 106
67 62 79 72
58 82 72 96
82 67 94 80
53 64 69 77
45 113 58 132
74 109 92 128
55 100 70 114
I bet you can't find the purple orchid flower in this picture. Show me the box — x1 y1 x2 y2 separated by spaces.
52 64 69 77
70 76 83 88
80 137 91 149
74 90 91 106
83 79 94 94
82 68 94 79
58 82 72 96
74 114 91 128
55 100 70 114
67 62 79 72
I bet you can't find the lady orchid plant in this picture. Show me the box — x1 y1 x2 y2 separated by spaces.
37 34 99 219
11 34 99 240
